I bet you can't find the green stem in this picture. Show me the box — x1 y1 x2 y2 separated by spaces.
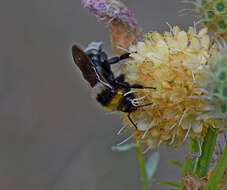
136 141 149 190
182 138 200 175
196 127 218 178
204 145 227 190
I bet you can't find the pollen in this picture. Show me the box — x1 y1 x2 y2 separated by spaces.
121 26 217 148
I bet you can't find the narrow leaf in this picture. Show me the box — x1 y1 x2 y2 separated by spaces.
167 160 183 168
204 146 227 190
159 181 181 188
196 128 218 177
145 152 160 180
111 143 136 152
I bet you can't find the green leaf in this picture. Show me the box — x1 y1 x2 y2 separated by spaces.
159 181 181 188
196 128 218 177
111 143 136 152
204 146 227 190
145 152 160 180
183 138 200 175
167 160 182 168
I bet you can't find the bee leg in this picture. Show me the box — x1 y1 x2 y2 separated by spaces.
119 53 130 60
115 74 156 90
115 76 132 88
115 74 125 82
115 80 156 90
107 53 130 64
107 57 120 64
129 84 156 90
128 112 137 130
128 104 153 131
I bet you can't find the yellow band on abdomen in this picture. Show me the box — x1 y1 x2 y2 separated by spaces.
104 89 125 111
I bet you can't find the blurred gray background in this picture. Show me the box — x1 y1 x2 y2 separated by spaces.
0 0 194 189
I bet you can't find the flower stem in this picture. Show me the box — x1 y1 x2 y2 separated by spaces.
136 140 149 190
196 127 218 178
182 138 200 175
204 145 227 190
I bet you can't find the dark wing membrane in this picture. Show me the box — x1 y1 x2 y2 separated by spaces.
72 44 98 87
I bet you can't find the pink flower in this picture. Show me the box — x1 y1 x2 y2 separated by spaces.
80 0 138 28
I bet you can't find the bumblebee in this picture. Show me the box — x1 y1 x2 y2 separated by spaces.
72 42 154 129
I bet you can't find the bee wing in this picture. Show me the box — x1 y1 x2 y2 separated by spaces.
72 44 98 87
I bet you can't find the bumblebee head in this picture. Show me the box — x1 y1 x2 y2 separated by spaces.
85 41 103 55
121 101 137 112
120 94 137 113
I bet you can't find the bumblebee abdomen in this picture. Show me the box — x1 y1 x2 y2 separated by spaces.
96 88 125 111
104 91 124 110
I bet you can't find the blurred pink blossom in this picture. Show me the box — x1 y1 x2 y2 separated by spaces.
81 0 139 28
